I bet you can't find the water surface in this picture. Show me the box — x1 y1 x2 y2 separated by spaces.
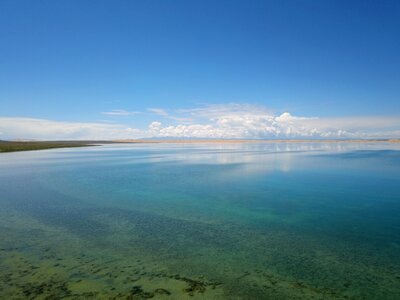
1 142 399 299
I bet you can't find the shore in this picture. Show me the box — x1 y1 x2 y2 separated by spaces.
0 141 98 153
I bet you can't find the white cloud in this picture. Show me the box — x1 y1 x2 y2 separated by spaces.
1 104 399 140
148 108 193 123
148 108 169 117
0 118 142 140
275 112 313 122
177 103 271 117
145 104 400 139
101 109 140 116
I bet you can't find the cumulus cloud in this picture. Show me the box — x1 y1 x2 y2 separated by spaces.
1 103 399 140
145 104 400 139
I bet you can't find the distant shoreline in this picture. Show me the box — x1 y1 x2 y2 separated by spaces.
1 139 399 153
113 139 400 144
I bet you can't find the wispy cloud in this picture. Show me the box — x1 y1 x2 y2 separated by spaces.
176 103 272 120
148 108 193 123
0 118 142 140
147 108 169 117
101 109 140 116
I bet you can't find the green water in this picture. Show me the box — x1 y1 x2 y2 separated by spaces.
0 143 399 299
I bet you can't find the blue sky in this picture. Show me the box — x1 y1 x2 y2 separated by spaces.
0 0 399 139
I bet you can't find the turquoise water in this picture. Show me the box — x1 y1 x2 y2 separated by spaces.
0 142 400 299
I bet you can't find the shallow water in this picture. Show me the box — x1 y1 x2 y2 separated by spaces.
0 142 399 299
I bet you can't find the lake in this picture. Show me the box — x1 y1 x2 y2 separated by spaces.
0 142 399 299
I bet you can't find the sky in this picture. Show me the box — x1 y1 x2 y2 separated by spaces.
0 0 399 140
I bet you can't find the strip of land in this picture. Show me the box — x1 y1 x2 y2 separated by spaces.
0 141 99 153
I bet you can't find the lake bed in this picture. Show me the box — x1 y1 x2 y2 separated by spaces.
1 142 399 299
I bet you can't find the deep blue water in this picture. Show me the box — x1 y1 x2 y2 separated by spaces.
0 142 399 299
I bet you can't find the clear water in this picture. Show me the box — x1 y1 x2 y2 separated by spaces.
0 142 399 299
